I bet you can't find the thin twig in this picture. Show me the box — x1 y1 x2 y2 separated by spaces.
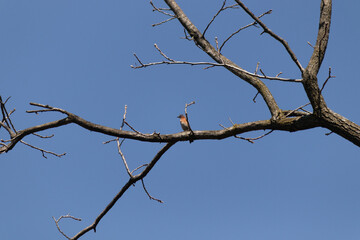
131 164 148 175
131 47 302 82
215 37 219 53
259 69 267 77
70 142 176 239
154 43 175 62
184 101 195 143
53 214 82 240
117 138 132 177
234 130 273 143
150 1 175 17
141 179 164 203
133 53 145 67
203 1 240 36
320 67 335 93
152 17 176 27
220 119 273 143
275 72 283 78
32 133 54 138
254 62 260 75
0 96 16 132
253 92 260 103
284 103 311 118
20 140 66 158
124 121 147 136
220 10 272 51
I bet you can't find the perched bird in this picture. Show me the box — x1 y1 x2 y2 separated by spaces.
177 114 190 131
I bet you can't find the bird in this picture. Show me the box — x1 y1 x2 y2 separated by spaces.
177 114 190 131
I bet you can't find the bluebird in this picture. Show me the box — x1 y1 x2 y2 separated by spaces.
177 114 190 131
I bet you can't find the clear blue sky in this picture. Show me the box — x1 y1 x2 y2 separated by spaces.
1 1 360 239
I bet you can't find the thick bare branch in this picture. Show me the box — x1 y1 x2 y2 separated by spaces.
0 100 329 156
306 0 332 76
302 0 332 114
163 0 282 119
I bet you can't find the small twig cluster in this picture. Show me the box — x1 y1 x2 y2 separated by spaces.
150 1 176 27
0 97 65 158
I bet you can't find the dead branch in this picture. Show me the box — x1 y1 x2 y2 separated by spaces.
0 96 16 133
117 138 132 177
131 44 302 82
234 130 274 143
131 164 148 175
220 118 274 143
32 133 54 138
141 179 164 203
234 0 304 72
150 1 176 27
203 0 239 36
220 9 272 52
252 92 260 103
70 141 176 239
0 101 326 156
150 1 175 17
20 140 65 158
152 17 176 27
53 214 82 240
183 101 195 143
320 67 335 93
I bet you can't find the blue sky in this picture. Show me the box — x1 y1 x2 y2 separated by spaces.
1 0 360 239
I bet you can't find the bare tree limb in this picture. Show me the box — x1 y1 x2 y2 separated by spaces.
53 214 82 240
20 140 66 158
302 0 332 114
220 9 272 52
203 0 239 37
132 44 302 82
70 141 176 239
141 179 164 203
163 0 282 120
305 0 332 76
234 0 304 72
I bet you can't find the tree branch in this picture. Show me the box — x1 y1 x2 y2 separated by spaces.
219 9 272 52
131 44 301 82
163 0 282 120
302 0 332 114
70 141 176 239
306 0 332 76
234 0 304 72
